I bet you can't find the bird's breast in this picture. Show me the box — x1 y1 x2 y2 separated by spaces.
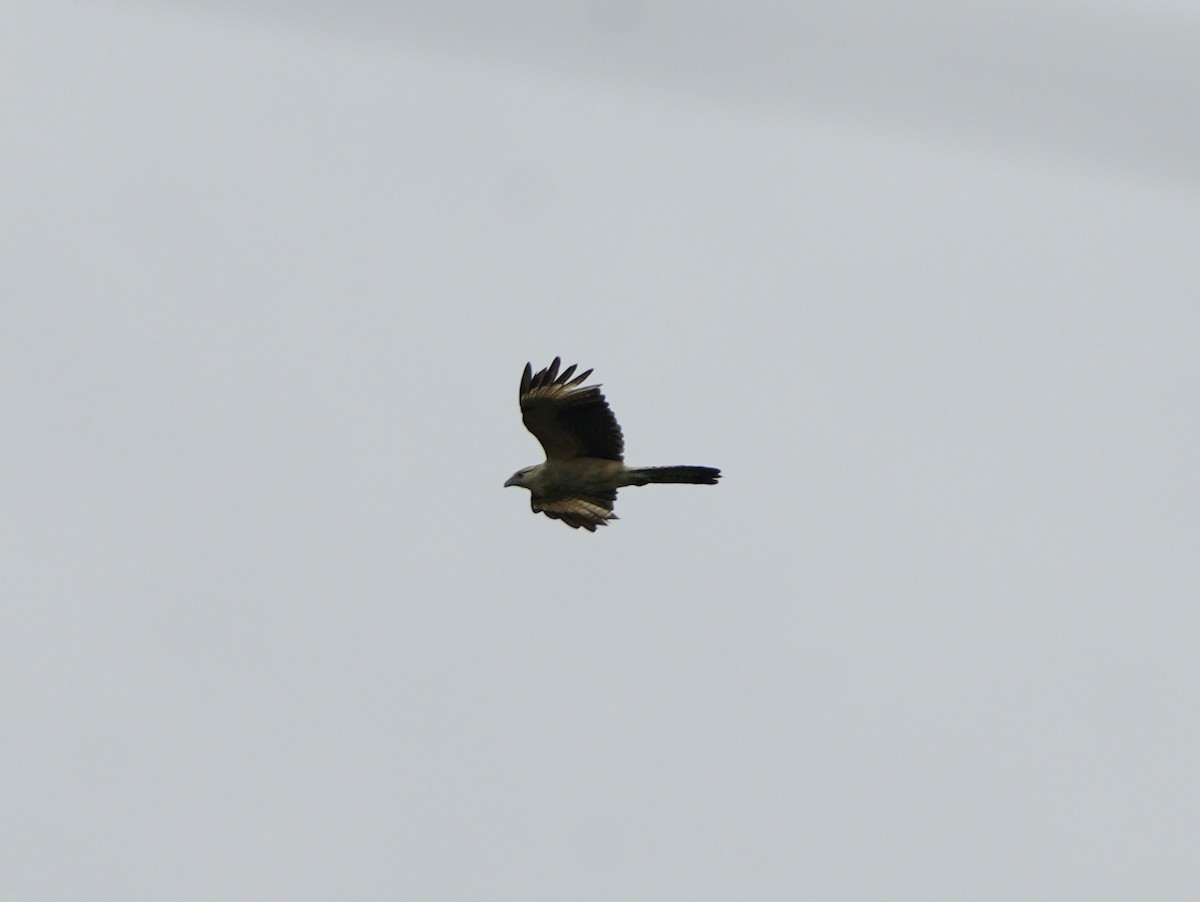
537 458 627 492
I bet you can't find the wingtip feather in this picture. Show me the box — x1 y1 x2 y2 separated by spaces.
522 358 600 397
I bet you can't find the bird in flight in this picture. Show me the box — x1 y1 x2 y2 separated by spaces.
505 358 721 530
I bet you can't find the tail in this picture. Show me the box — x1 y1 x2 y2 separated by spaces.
631 466 721 485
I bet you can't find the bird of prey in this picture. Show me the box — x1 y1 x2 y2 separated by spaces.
504 358 721 530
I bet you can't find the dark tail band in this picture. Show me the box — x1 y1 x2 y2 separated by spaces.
633 466 721 485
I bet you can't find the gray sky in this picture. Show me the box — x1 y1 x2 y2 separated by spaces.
3 1 1198 899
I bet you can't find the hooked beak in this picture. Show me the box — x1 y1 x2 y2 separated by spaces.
504 475 519 487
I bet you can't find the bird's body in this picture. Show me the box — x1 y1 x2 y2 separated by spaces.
514 457 629 495
505 358 720 530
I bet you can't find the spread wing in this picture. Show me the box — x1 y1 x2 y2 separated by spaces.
519 357 624 461
531 490 618 531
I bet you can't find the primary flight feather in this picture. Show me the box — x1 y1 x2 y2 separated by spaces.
505 358 721 530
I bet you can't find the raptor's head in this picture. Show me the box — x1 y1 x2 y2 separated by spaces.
504 467 534 488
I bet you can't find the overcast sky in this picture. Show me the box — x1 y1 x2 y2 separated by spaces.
3 1 1198 899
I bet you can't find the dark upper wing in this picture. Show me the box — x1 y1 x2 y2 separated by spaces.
519 358 624 461
530 490 618 531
